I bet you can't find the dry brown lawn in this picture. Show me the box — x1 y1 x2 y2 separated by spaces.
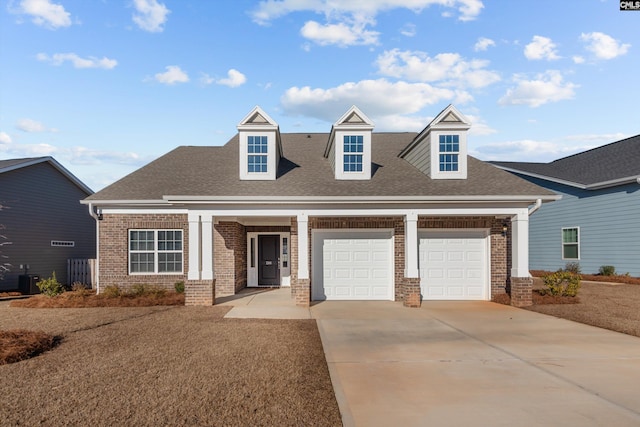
526 281 640 338
0 302 341 426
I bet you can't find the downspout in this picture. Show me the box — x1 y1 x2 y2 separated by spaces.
87 203 100 294
528 198 542 216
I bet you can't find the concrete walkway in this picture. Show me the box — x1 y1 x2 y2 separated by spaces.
221 290 640 426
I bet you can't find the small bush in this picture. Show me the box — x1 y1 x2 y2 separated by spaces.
541 271 580 297
599 265 616 276
128 284 166 298
564 262 581 274
174 281 185 294
36 272 65 297
130 283 148 297
101 285 121 298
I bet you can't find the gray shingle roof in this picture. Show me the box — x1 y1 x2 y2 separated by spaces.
86 133 555 201
492 134 640 187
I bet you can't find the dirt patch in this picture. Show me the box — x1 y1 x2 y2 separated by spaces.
10 291 185 308
526 282 640 337
0 330 60 365
0 303 341 426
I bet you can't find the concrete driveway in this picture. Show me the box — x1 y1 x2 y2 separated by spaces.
311 300 640 427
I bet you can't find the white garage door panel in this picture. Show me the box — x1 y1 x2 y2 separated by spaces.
313 231 393 301
419 231 489 300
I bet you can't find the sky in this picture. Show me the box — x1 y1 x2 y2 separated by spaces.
1 0 639 191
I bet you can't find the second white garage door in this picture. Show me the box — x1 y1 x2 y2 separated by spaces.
419 230 489 300
312 230 394 301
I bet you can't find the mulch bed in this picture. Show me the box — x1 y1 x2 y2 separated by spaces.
0 304 342 426
0 330 60 365
531 270 640 285
10 291 185 308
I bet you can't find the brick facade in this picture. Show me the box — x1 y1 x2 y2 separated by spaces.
185 279 215 306
98 213 189 291
213 222 247 296
510 276 533 307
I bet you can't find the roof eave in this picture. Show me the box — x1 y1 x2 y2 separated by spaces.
494 165 640 190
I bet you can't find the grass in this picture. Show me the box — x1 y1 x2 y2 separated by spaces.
0 303 341 426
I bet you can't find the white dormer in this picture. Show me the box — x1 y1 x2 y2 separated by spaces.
237 106 282 181
399 104 471 180
324 106 374 180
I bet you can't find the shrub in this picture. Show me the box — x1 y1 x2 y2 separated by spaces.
174 281 185 294
36 272 65 297
540 271 580 297
564 262 581 274
130 283 148 297
101 285 121 298
128 283 166 298
599 265 616 276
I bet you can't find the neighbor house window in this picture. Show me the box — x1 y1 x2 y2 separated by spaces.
343 135 363 172
439 134 459 172
247 136 268 173
129 230 183 274
562 227 579 260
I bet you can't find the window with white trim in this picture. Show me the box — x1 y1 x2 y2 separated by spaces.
439 134 459 172
562 227 579 260
343 135 363 172
129 230 183 274
247 136 268 173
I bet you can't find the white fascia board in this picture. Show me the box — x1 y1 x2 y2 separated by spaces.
80 199 169 206
495 166 640 190
204 207 531 217
163 194 560 204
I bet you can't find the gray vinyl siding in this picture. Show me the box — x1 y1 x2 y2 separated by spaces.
402 134 431 176
0 162 96 290
328 139 336 173
521 174 640 276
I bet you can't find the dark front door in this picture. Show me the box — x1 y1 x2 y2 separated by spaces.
258 235 280 286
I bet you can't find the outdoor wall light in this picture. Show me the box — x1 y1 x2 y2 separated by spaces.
502 222 509 237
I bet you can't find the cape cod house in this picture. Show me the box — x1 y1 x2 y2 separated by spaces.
82 105 557 307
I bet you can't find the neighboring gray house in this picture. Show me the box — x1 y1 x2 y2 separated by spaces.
83 105 557 307
0 157 96 291
493 134 640 276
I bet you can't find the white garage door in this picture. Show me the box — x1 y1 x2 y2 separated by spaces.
312 230 394 301
419 230 489 300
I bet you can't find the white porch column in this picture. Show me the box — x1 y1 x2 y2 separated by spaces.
404 212 419 278
188 212 201 280
297 213 309 280
511 210 530 277
201 216 214 280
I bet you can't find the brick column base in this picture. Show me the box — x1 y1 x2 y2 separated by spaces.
185 279 216 306
403 278 421 308
510 277 533 307
294 278 310 307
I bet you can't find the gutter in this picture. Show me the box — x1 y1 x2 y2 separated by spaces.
528 198 542 216
87 203 100 293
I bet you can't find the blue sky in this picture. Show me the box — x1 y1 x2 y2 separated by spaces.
1 0 638 191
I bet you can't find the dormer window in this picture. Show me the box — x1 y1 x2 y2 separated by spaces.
439 135 459 172
343 135 364 172
324 106 374 180
237 106 282 181
247 136 268 173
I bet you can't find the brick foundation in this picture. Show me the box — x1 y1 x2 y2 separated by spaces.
510 276 533 307
293 278 310 307
185 280 216 306
403 278 421 308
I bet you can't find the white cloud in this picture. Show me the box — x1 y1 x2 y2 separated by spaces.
36 53 117 69
251 0 484 24
199 73 215 85
217 69 247 88
15 0 71 29
475 139 598 162
16 118 53 133
474 37 495 51
280 78 456 129
572 55 585 64
580 32 630 60
300 19 380 46
376 49 500 89
132 0 170 33
400 23 416 37
152 66 189 85
464 114 496 136
499 71 578 108
0 132 12 144
524 35 560 60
